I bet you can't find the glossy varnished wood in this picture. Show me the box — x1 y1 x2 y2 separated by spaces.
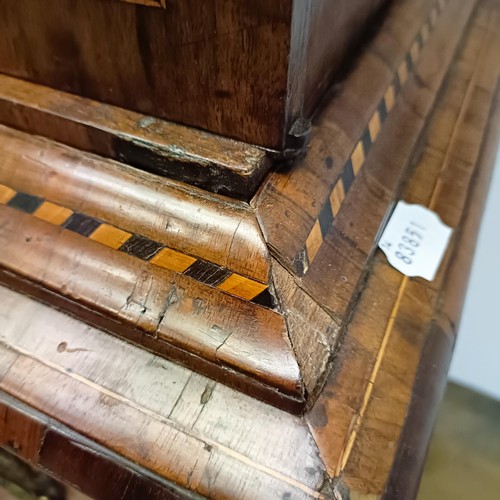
0 0 486 411
0 123 325 411
0 203 303 410
0 126 270 285
0 292 324 498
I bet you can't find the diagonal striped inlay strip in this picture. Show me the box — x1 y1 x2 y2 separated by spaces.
300 0 447 275
0 184 272 306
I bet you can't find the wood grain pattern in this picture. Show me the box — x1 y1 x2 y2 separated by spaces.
0 0 291 148
0 75 270 200
0 126 270 286
255 0 443 267
0 289 325 498
0 0 386 150
0 124 340 410
300 4 434 274
0 0 484 411
0 205 303 410
308 3 500 493
255 0 474 322
386 15 500 497
0 0 499 496
271 260 341 399
303 0 387 117
0 182 269 304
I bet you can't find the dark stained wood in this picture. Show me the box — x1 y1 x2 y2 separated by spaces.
0 0 499 496
303 0 387 117
0 392 44 463
0 75 271 200
0 0 386 150
0 0 291 149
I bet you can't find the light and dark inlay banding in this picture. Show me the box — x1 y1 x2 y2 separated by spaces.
184 260 232 286
361 128 372 158
341 161 355 194
0 185 271 305
318 199 335 238
378 98 389 122
300 0 446 274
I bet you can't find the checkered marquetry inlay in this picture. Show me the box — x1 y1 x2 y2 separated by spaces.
0 184 271 306
300 0 447 275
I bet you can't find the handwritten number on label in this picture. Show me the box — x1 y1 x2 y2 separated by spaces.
398 243 415 256
394 225 424 263
410 221 426 231
395 251 412 264
378 201 452 281
402 235 419 247
405 227 422 239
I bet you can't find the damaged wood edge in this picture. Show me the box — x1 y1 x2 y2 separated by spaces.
0 75 272 200
262 0 473 401
307 120 435 410
0 391 199 499
269 259 343 405
0 268 306 414
204 0 476 412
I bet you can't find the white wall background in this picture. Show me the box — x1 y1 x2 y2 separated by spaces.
449 145 500 400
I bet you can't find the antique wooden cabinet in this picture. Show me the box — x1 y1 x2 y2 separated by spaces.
0 0 385 150
0 0 499 498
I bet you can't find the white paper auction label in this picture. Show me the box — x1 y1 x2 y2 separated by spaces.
378 201 452 281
